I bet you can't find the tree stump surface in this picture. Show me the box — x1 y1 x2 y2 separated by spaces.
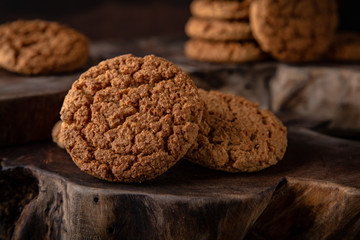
1 126 360 240
1 37 360 239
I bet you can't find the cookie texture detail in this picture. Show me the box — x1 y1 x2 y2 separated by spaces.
250 0 338 62
0 19 89 75
186 89 287 172
60 54 203 182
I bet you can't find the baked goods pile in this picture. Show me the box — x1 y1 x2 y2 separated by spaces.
185 0 267 63
0 19 287 182
55 54 287 182
185 0 360 63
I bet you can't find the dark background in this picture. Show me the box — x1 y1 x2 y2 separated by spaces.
0 0 359 40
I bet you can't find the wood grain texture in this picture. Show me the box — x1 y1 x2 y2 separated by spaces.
1 126 360 239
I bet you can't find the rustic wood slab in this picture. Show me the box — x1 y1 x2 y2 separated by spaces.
1 126 360 239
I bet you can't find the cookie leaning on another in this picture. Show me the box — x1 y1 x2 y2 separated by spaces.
60 54 203 183
186 89 287 172
0 19 89 75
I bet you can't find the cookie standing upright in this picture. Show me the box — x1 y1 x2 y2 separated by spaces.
186 89 287 172
0 19 89 75
250 0 338 62
60 54 203 182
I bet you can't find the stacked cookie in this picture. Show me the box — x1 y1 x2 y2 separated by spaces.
185 0 266 63
56 54 287 182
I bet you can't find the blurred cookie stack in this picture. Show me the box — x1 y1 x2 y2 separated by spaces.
185 0 266 63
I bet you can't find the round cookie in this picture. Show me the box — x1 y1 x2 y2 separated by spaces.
250 0 338 62
190 0 252 20
185 17 253 41
60 54 203 182
325 32 360 61
186 89 287 172
185 39 266 63
0 19 89 75
52 120 65 149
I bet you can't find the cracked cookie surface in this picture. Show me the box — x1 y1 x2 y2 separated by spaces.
60 54 203 182
250 0 338 62
0 19 89 75
185 89 287 172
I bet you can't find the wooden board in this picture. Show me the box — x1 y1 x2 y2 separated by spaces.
1 125 360 239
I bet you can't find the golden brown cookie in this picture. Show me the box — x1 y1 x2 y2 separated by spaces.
190 0 252 20
185 39 266 63
250 0 338 62
186 89 287 172
325 32 360 61
60 54 203 182
52 120 65 149
185 17 253 41
0 19 89 75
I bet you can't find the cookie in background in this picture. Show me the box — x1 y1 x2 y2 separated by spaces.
0 19 89 75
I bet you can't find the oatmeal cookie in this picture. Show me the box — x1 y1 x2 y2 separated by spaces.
60 54 203 182
325 32 360 61
190 0 252 20
250 0 338 62
0 19 89 75
185 17 253 41
52 120 65 149
186 89 287 172
185 39 266 62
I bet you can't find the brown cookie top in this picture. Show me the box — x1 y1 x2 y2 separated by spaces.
185 39 267 63
190 0 251 20
186 89 287 172
185 17 253 41
0 19 89 75
60 54 203 182
250 0 338 62
325 32 360 61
